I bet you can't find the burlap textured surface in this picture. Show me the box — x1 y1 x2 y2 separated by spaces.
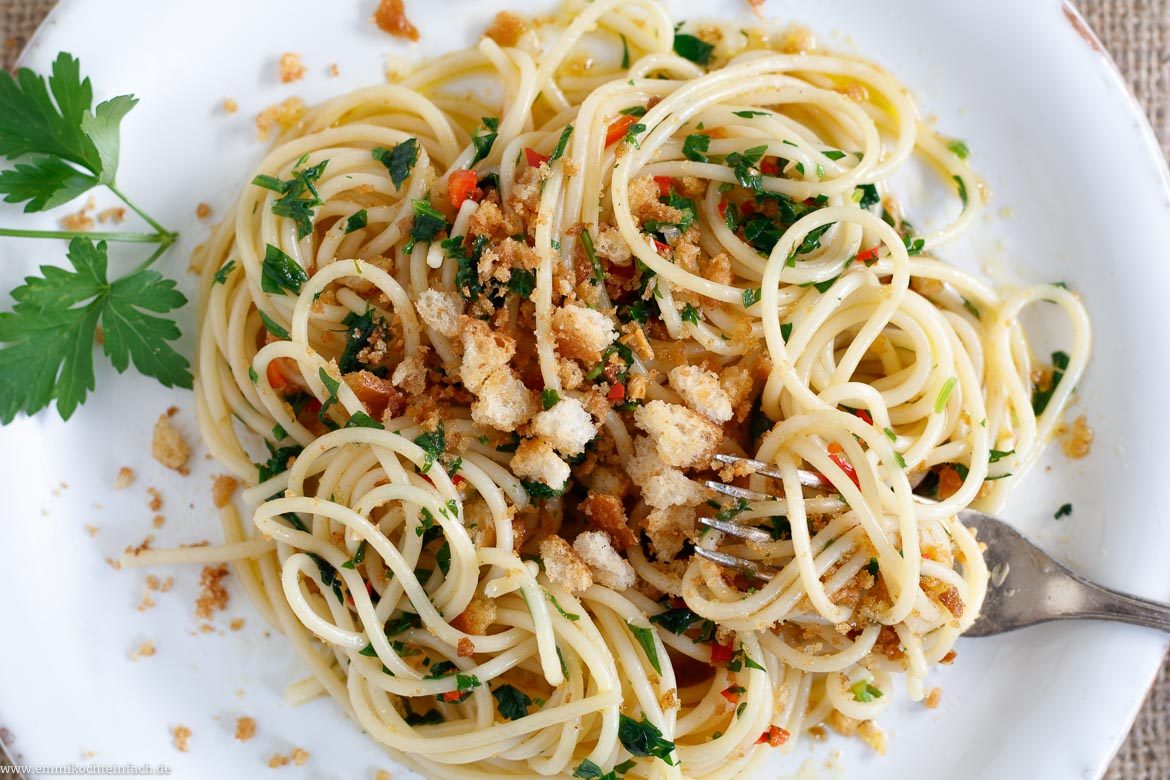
0 0 1167 776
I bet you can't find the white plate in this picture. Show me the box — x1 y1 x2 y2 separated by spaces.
1 0 1167 778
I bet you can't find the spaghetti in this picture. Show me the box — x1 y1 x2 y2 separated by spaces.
159 2 1092 776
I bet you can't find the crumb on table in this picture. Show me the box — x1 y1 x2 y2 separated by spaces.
279 52 306 83
114 466 135 489
212 475 238 508
234 716 255 742
373 0 419 41
171 725 190 752
223 98 238 114
151 409 191 475
195 565 230 620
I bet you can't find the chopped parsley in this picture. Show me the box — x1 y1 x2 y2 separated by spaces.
1031 350 1070 415
682 133 711 162
579 228 605 284
850 680 884 703
547 590 581 621
541 388 561 410
345 209 368 233
506 268 536 297
855 183 880 209
934 377 957 413
732 110 770 118
627 622 662 674
1054 503 1073 520
253 158 328 238
258 310 290 340
405 199 449 253
946 138 970 159
618 714 676 765
725 145 768 193
413 423 446 473
673 33 714 65
988 449 1014 463
550 125 573 163
492 684 532 721
521 479 568 500
344 411 383 429
680 303 701 324
470 117 500 166
624 122 646 148
649 603 701 634
371 137 418 190
741 287 762 308
213 259 236 285
954 175 968 208
260 243 308 295
338 308 380 374
340 540 367 570
317 367 340 426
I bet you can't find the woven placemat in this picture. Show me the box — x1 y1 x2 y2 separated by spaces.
1 1 1168 777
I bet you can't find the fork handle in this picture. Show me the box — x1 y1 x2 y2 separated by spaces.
1069 576 1170 632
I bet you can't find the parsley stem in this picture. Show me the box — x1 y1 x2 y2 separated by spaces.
0 227 171 243
108 183 176 241
131 239 173 274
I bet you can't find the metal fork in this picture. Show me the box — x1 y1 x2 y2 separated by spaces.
695 454 1170 635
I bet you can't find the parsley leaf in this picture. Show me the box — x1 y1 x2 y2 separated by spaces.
1054 503 1072 519
741 287 761 308
673 33 714 65
0 238 190 422
726 145 768 193
732 110 769 118
345 411 383 429
338 308 380 374
946 138 970 159
680 303 700 324
213 259 236 285
255 158 327 239
0 53 132 192
371 138 418 191
506 268 535 297
624 122 646 148
317 367 341 426
1032 351 1070 415
627 622 662 674
471 117 499 166
406 199 449 253
682 133 710 162
413 423 446 473
260 243 308 295
855 183 880 209
550 125 573 163
649 604 700 634
345 209 368 233
850 679 884 703
541 388 561 410
618 714 676 765
579 229 605 284
492 684 532 720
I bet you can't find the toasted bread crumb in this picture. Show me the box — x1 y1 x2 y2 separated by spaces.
924 687 942 709
196 565 230 620
222 98 238 114
97 206 126 224
234 716 255 741
328 63 340 77
59 207 94 232
373 0 419 41
457 637 476 657
196 203 212 220
114 466 135 489
539 536 593 593
130 640 156 660
256 97 306 141
1059 414 1093 459
171 725 191 752
152 412 191 474
212 475 238 508
152 514 165 528
230 617 246 631
147 487 163 512
291 748 309 766
268 754 289 768
84 524 98 537
375 771 393 780
485 11 527 47
279 52 306 83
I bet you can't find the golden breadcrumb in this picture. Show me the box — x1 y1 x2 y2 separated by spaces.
196 203 212 220
924 687 942 709
279 52 306 83
195 565 230 620
230 617 246 631
256 97 306 141
212 475 238 508
485 11 527 47
147 487 163 512
373 0 419 41
1059 414 1093 459
234 717 256 742
222 98 238 114
113 466 135 489
96 206 125 224
130 640 155 660
151 410 191 474
171 725 191 752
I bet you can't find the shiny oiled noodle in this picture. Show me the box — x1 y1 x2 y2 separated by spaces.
138 2 1092 778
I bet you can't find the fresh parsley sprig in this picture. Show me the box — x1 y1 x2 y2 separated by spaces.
0 53 187 423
